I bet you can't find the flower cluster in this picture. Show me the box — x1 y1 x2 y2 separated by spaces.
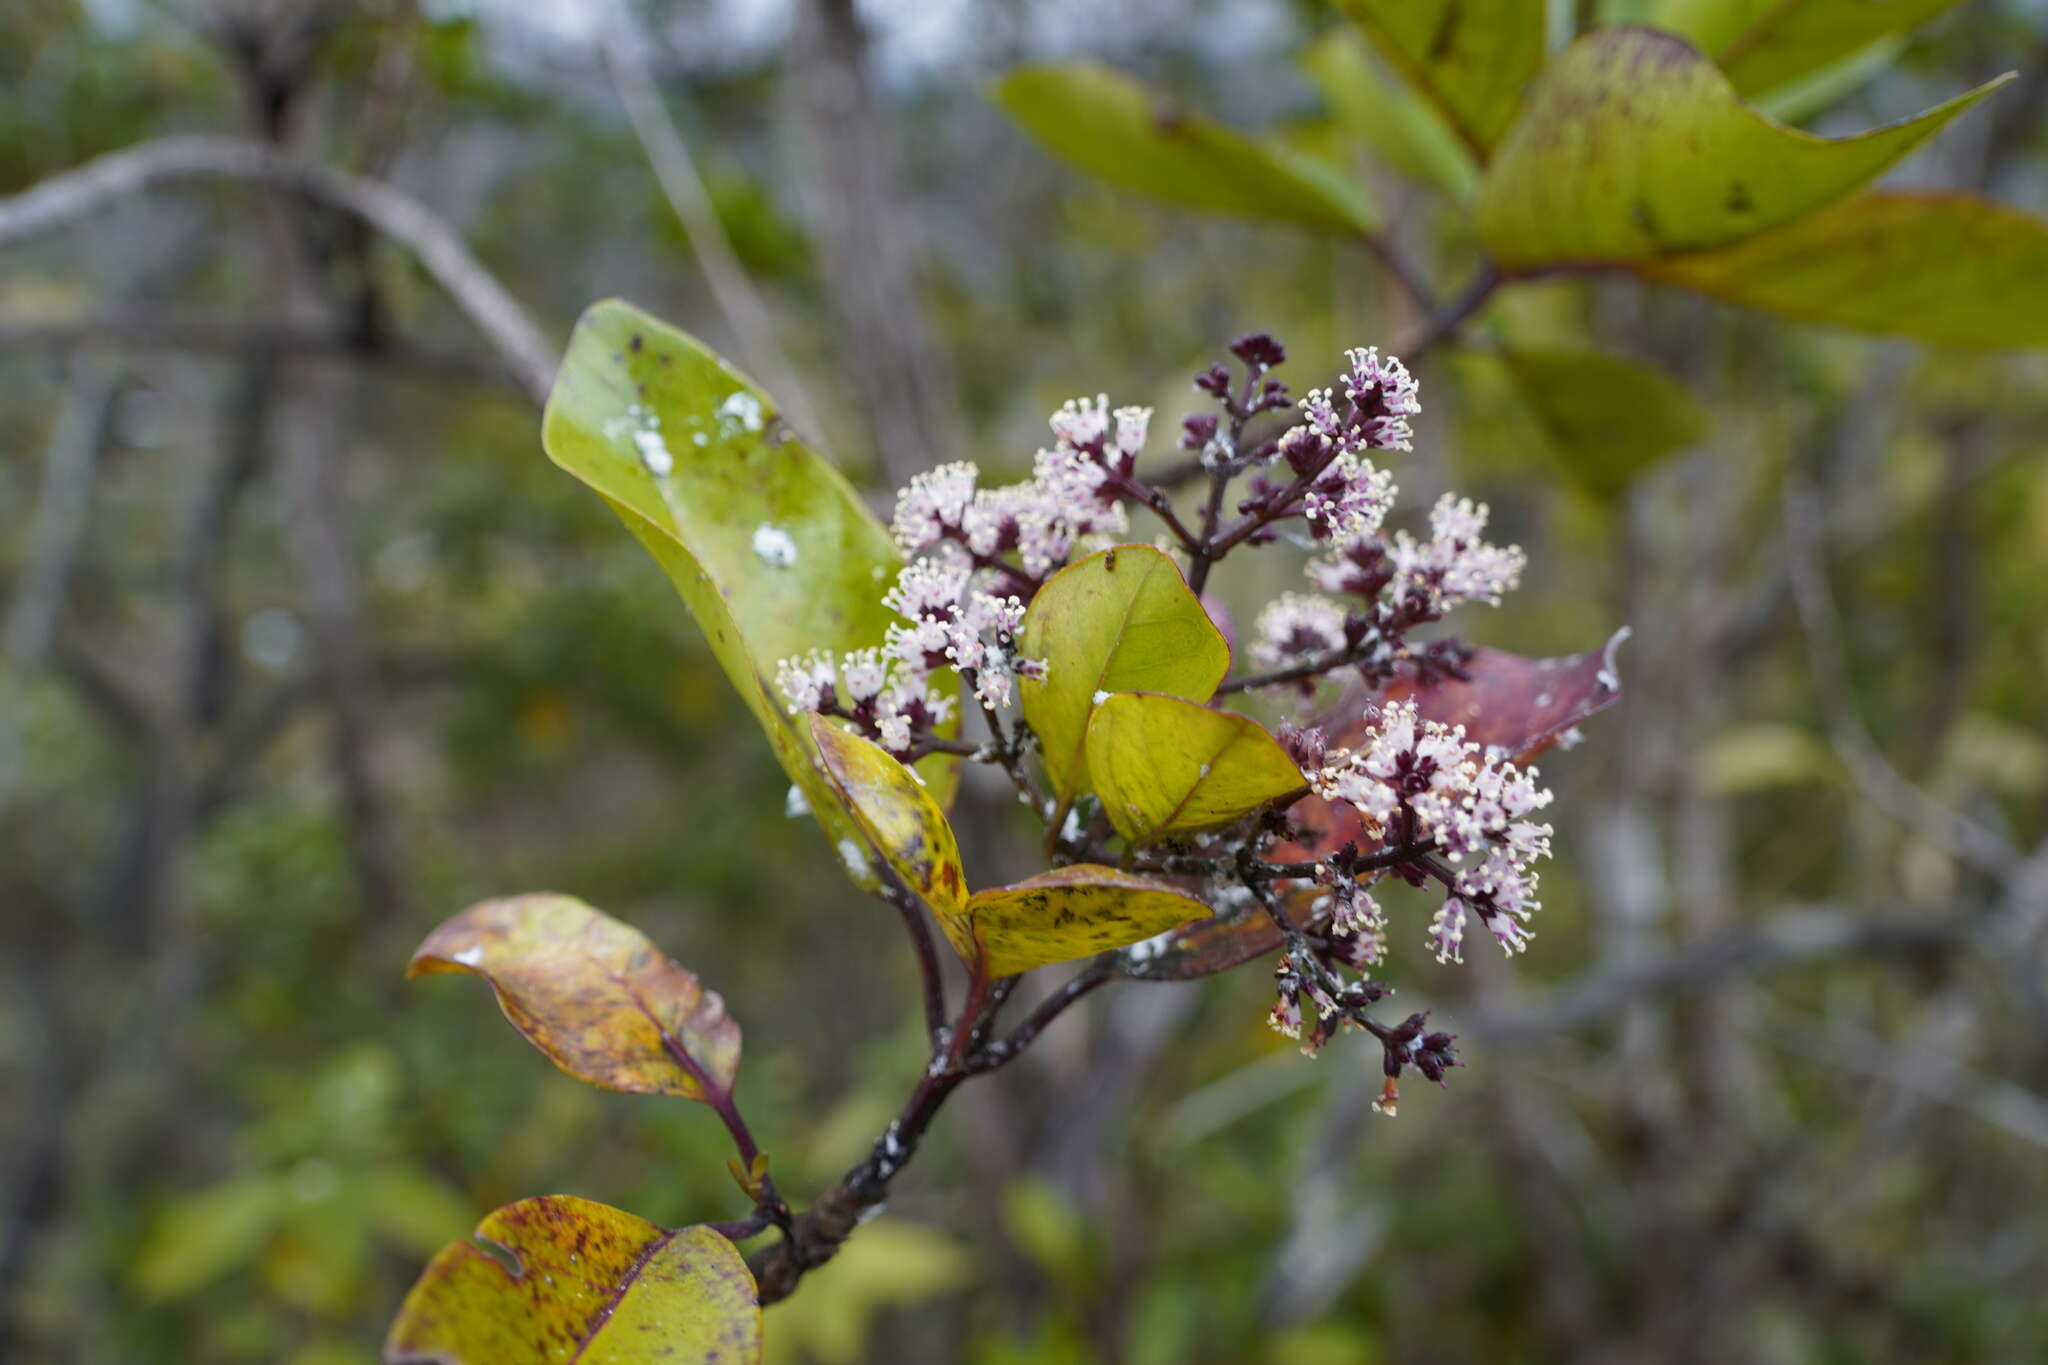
888 397 1139 581
1231 347 1524 692
1309 699 1554 964
777 394 1161 757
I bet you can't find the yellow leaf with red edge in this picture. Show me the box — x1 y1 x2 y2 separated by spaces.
407 895 740 1103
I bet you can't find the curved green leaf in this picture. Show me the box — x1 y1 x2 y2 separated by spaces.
1086 693 1305 846
810 715 967 914
948 865 1211 976
1017 545 1230 806
542 300 956 893
1494 346 1708 498
992 63 1379 234
1652 0 1964 97
1333 0 1547 159
408 895 740 1103
1476 27 2009 269
1299 28 1479 198
385 1197 760 1365
1642 191 2048 348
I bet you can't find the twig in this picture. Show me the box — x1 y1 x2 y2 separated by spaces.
1396 262 1501 362
598 5 823 441
0 134 557 403
881 877 949 1045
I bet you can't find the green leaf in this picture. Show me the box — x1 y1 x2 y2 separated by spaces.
407 894 741 1104
1493 346 1708 498
1298 28 1479 198
1017 545 1230 807
1651 0 1965 97
1085 693 1305 846
542 300 955 893
384 1197 760 1365
810 715 968 914
947 865 1210 976
1475 27 2009 270
1332 0 1547 159
134 1173 285 1300
1643 191 2048 348
992 63 1379 234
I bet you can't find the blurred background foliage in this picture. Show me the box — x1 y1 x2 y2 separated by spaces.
2 0 2047 1362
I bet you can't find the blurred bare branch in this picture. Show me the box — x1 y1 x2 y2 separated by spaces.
0 134 557 403
600 1 823 443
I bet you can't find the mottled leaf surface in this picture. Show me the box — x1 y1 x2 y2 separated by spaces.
1653 0 1965 97
384 1196 760 1364
1495 347 1707 498
1086 693 1305 845
542 301 955 893
994 63 1380 234
945 866 1211 976
811 715 968 914
1333 0 1547 158
1477 27 2006 269
408 895 740 1103
1644 192 2048 348
1018 546 1230 805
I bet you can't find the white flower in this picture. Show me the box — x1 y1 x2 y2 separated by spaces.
774 649 836 713
890 461 979 554
1252 593 1348 671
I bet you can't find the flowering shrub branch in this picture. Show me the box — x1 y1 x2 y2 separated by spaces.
382 302 1622 1357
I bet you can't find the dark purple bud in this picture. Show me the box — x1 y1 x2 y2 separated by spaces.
1229 332 1287 371
1194 363 1232 398
1180 412 1219 450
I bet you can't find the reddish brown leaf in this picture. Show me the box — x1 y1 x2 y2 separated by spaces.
1134 630 1628 980
408 895 741 1103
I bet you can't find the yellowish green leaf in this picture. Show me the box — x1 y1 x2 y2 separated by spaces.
1652 0 1964 97
1017 545 1230 806
1298 28 1479 198
1642 191 2048 348
1476 27 2008 269
944 865 1211 976
1493 346 1708 498
1085 693 1305 846
992 63 1379 234
384 1197 760 1365
542 300 956 895
1333 0 1547 159
810 715 968 914
407 895 741 1103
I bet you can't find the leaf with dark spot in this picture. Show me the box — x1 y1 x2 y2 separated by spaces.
1477 27 2006 268
949 866 1210 976
384 1196 760 1364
